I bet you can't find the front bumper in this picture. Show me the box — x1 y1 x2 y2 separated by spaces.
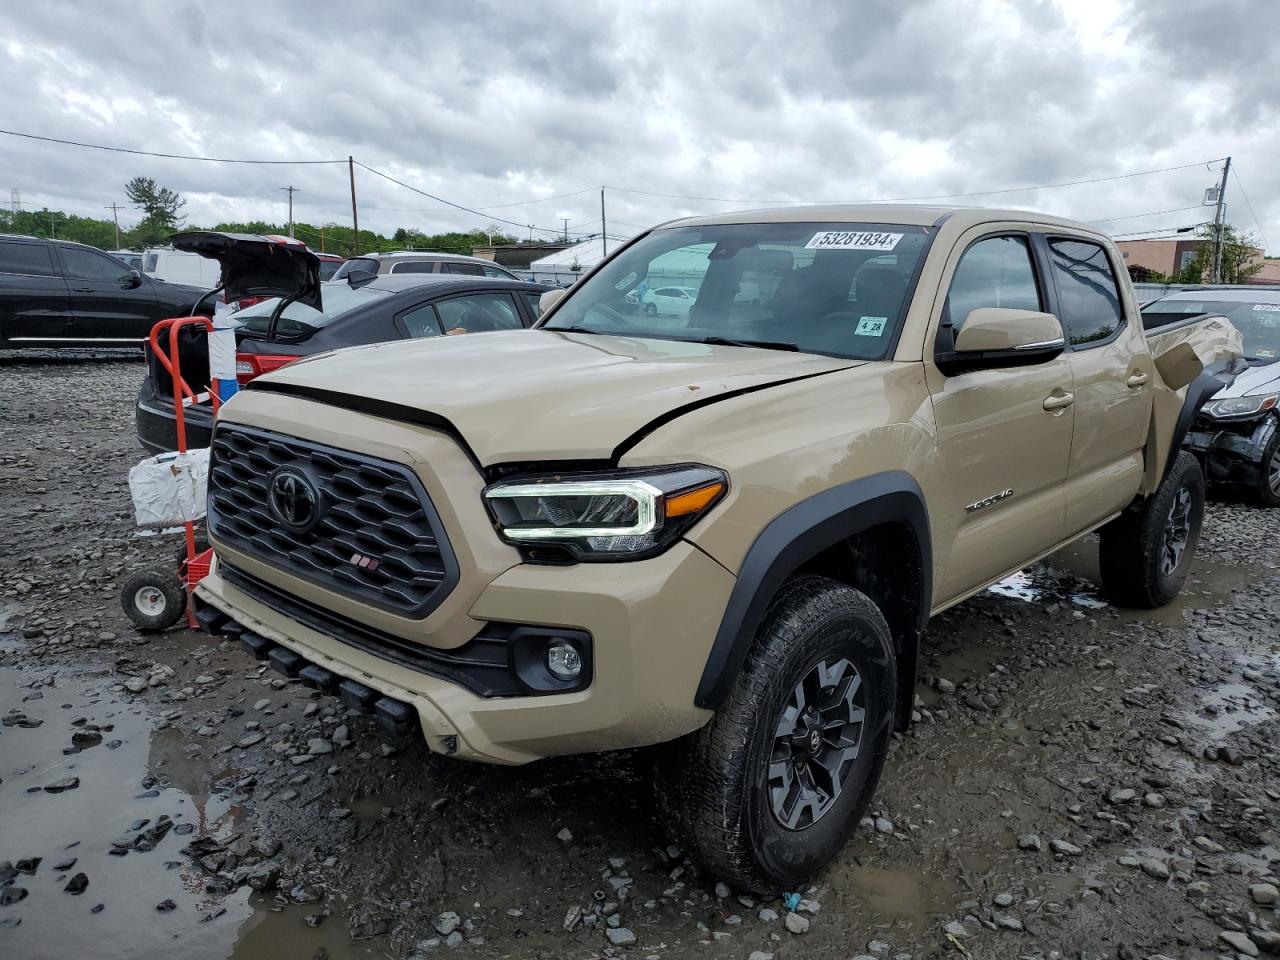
1186 414 1277 485
196 539 731 764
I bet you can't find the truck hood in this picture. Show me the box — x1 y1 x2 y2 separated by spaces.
1212 358 1280 399
248 330 859 464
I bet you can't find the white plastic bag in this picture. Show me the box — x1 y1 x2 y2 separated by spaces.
128 449 210 529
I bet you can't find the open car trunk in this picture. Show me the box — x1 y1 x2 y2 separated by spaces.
146 233 322 402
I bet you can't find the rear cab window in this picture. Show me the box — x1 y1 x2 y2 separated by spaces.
0 240 57 277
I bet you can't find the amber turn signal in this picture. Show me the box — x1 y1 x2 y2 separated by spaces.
664 482 726 518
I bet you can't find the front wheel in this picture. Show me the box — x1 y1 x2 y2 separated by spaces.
656 576 896 893
1099 451 1205 608
644 303 657 316
1256 429 1280 507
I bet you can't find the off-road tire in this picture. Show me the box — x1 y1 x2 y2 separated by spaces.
1255 428 1280 508
655 575 896 893
120 568 187 632
1099 451 1205 608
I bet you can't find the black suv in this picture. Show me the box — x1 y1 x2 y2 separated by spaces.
0 235 210 349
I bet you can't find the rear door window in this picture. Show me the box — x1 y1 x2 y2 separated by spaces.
388 260 436 274
435 293 522 334
399 303 444 338
0 240 57 276
1048 239 1125 347
442 262 486 276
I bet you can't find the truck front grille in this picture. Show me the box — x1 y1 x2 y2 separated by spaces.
207 424 458 617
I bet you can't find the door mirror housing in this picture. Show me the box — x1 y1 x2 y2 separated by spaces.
938 307 1066 375
539 288 567 315
126 269 143 288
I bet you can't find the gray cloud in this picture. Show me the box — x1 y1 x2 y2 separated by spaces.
1 0 1275 252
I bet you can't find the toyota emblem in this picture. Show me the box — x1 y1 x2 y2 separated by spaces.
268 467 320 531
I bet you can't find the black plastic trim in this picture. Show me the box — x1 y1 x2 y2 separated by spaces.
694 471 932 710
243 380 484 471
220 563 591 698
1167 370 1228 482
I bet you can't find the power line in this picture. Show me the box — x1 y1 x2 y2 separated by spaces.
1085 205 1203 224
602 158 1226 206
1230 164 1272 256
0 128 345 165
353 161 596 239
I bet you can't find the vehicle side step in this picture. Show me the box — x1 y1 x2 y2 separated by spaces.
374 697 417 734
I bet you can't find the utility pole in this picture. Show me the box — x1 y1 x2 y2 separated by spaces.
281 186 299 238
348 156 360 255
1211 156 1231 284
319 226 325 253
105 202 123 248
10 188 21 213
47 214 55 239
562 218 569 241
600 188 607 258
527 224 534 242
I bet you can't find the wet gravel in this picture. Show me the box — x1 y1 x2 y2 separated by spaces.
2 351 1280 960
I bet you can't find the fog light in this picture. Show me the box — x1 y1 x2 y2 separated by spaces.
546 642 583 681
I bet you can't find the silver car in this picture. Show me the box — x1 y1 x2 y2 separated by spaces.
330 251 520 282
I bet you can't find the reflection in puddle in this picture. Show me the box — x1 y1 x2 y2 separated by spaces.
1184 681 1276 738
840 863 960 929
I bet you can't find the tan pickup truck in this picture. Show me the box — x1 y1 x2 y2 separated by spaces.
192 204 1241 892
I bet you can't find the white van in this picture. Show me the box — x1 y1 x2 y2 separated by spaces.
142 248 221 288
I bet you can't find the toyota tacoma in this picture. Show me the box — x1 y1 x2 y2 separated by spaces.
192 204 1241 892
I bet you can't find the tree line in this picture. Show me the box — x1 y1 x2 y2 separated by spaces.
0 176 519 257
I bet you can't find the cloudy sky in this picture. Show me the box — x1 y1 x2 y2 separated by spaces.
2 0 1275 252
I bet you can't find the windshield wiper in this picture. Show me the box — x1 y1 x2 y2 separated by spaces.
546 325 601 335
689 336 799 352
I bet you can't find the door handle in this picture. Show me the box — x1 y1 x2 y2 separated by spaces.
1043 392 1075 411
1126 372 1149 388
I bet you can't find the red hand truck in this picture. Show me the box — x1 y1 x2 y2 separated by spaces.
119 315 222 631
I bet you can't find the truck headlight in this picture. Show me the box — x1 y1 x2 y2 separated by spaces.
1205 394 1279 419
483 465 727 561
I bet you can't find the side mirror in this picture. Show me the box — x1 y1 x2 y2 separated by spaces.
539 288 567 315
126 269 143 288
939 307 1066 375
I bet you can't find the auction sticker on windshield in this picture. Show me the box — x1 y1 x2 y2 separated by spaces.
855 316 888 336
806 231 902 251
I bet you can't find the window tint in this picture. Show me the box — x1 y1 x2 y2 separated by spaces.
58 247 133 282
400 304 444 339
0 240 56 276
435 293 522 334
946 236 1041 331
317 260 342 281
1048 239 1124 347
388 261 436 274
522 291 543 317
442 261 485 276
483 264 515 279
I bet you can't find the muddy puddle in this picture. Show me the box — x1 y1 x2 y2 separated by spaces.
989 538 1270 629
0 668 380 960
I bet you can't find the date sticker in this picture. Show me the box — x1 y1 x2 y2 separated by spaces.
805 230 902 251
855 316 888 337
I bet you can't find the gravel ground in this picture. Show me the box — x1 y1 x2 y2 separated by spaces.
2 351 1280 960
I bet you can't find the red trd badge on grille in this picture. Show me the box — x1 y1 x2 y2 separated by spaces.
350 553 381 571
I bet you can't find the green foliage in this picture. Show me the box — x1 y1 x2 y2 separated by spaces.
0 207 118 248
1174 225 1265 284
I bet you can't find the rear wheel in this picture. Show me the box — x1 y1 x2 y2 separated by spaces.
656 576 896 893
1099 451 1205 607
120 568 187 632
644 303 657 316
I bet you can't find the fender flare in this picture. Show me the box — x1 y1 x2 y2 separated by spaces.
1167 371 1227 482
694 470 932 710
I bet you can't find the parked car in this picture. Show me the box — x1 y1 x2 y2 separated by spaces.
315 253 345 282
329 251 521 281
142 247 222 288
642 285 700 317
190 204 1241 893
0 235 211 348
136 237 549 453
111 250 144 270
1144 288 1280 504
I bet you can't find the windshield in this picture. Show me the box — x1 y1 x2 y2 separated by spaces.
330 257 378 281
1142 299 1280 361
233 282 396 338
542 221 931 358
